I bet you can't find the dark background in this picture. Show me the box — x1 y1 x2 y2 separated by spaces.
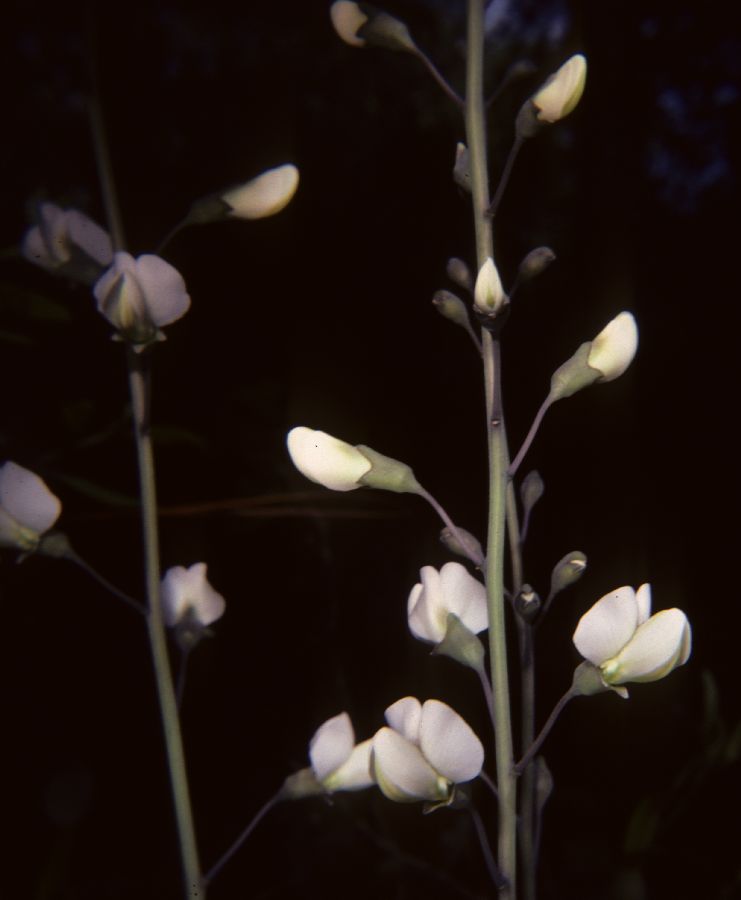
2 1 739 898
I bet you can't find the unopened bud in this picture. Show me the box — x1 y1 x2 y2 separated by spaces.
433 290 471 331
446 257 473 293
549 551 587 598
516 54 587 139
520 470 544 518
515 584 541 623
453 143 471 192
474 257 506 315
440 526 483 563
355 444 422 495
517 247 556 283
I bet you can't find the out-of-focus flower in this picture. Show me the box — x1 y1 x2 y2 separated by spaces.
286 427 421 494
531 54 587 124
0 461 62 551
93 252 190 348
330 2 416 53
283 712 374 798
407 562 487 645
22 203 113 284
572 584 691 698
372 697 484 804
221 165 299 220
160 563 225 636
549 311 638 401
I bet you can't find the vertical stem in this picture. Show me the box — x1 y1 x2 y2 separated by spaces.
127 348 204 899
465 2 517 896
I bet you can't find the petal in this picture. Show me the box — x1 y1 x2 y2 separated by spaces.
160 563 225 627
604 609 692 684
384 696 422 744
322 738 374 792
160 565 189 626
330 1 368 47
407 567 445 643
372 727 449 802
572 586 639 666
587 312 638 382
0 461 61 536
222 164 299 220
419 699 484 783
286 427 371 491
132 255 191 327
635 583 652 624
533 54 587 123
439 562 488 635
309 712 355 783
65 210 114 266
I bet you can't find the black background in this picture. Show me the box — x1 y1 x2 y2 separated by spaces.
2 1 739 898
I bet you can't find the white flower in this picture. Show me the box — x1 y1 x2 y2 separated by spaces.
372 697 484 803
309 712 374 792
222 165 299 220
532 54 587 124
572 584 691 697
0 461 62 551
93 252 191 347
330 1 369 47
160 563 226 628
587 311 639 382
22 203 113 283
286 426 371 491
407 562 487 644
473 257 506 314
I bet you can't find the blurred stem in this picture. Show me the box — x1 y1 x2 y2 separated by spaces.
468 804 507 891
515 688 576 776
176 645 192 711
509 396 554 477
88 93 125 253
127 348 204 899
64 548 144 615
486 136 524 219
465 1 516 896
413 47 465 107
417 486 484 567
203 788 283 886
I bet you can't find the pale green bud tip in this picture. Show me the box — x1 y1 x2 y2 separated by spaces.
453 143 471 191
330 1 369 46
221 164 299 220
446 257 473 292
474 257 506 314
532 54 587 123
520 470 544 513
550 551 587 596
432 290 470 329
286 427 371 491
439 525 483 562
587 311 638 382
518 246 556 282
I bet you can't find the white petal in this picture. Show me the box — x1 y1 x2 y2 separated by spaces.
322 738 374 791
286 427 371 491
132 255 191 327
533 54 587 123
330 1 368 47
572 586 639 666
223 165 299 220
372 727 448 802
309 712 355 783
419 699 484 784
473 257 505 313
0 461 61 536
587 312 638 382
439 562 488 635
604 609 692 684
65 210 114 266
635 583 652 624
159 563 225 627
407 567 446 643
385 696 422 744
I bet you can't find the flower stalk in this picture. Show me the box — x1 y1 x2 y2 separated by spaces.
465 0 517 894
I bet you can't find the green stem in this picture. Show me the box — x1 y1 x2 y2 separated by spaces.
465 2 517 895
514 688 576 776
127 348 204 899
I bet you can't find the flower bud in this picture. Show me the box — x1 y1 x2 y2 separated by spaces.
453 143 471 192
549 551 587 598
516 54 587 139
514 584 541 623
473 257 506 315
439 525 483 563
354 444 422 494
286 427 371 491
520 470 544 519
446 257 473 293
517 246 556 284
0 461 62 552
432 290 470 330
549 312 638 401
330 2 417 53
22 203 113 285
